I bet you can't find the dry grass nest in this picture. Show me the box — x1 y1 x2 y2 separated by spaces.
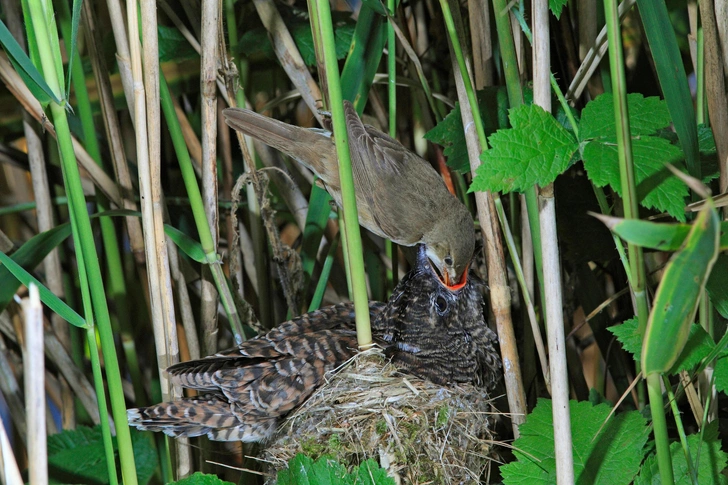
260 347 502 484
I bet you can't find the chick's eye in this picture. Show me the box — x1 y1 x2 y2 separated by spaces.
444 255 453 266
435 295 449 315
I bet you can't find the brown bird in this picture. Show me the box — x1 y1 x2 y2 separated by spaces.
222 102 475 287
127 245 501 442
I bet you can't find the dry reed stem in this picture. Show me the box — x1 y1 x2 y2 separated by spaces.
23 285 47 485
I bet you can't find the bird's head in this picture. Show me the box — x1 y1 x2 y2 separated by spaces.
375 244 501 388
425 210 476 288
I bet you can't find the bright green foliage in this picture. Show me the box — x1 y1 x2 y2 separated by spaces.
579 94 672 139
170 472 235 485
608 319 716 375
276 454 394 485
500 399 649 485
46 426 157 485
470 104 578 193
582 136 687 220
635 422 728 484
580 93 689 220
424 87 509 174
642 201 720 374
549 0 568 19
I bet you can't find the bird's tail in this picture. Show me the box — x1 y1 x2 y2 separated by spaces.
127 393 276 442
222 107 335 179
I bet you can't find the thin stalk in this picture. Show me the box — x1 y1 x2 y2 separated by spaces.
603 0 649 337
647 373 675 484
27 2 138 483
696 26 705 125
314 0 371 346
23 285 46 485
442 0 527 435
308 233 340 312
386 0 398 294
663 375 698 485
159 75 245 341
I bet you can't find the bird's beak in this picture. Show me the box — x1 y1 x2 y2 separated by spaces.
418 245 468 291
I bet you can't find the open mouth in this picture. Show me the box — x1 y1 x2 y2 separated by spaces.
429 258 468 291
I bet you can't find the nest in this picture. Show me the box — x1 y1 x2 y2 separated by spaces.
260 348 500 484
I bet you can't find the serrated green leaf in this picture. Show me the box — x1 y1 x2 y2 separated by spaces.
46 426 157 485
582 136 688 220
706 254 728 319
470 104 578 193
425 88 509 174
579 93 672 140
356 458 395 485
549 0 568 18
277 454 353 485
642 201 720 375
170 472 236 485
635 421 728 484
608 318 642 357
500 399 650 485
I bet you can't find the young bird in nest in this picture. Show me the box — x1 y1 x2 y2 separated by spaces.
127 246 501 442
222 101 475 288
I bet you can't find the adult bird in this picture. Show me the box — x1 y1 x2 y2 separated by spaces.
222 101 475 287
127 245 501 441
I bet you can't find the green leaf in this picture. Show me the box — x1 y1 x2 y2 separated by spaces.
64 0 83 99
642 200 720 375
0 251 87 328
610 319 717 375
356 459 395 485
470 104 578 194
500 399 650 485
706 254 728 319
582 136 688 220
158 25 200 62
276 454 393 485
170 472 235 485
164 225 207 263
635 421 728 484
636 0 700 180
549 0 568 19
579 93 672 140
0 224 73 313
602 217 728 251
0 19 60 105
425 88 510 174
46 426 157 485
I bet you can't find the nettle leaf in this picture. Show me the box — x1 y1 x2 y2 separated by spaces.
608 319 715 374
549 0 568 18
579 93 688 220
276 454 393 485
158 25 199 62
46 426 156 485
579 93 672 140
698 124 719 183
500 399 649 485
470 104 578 194
635 421 728 484
425 87 509 174
171 472 235 485
582 136 688 221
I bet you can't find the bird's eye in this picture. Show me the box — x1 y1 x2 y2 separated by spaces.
444 255 453 266
435 295 449 315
